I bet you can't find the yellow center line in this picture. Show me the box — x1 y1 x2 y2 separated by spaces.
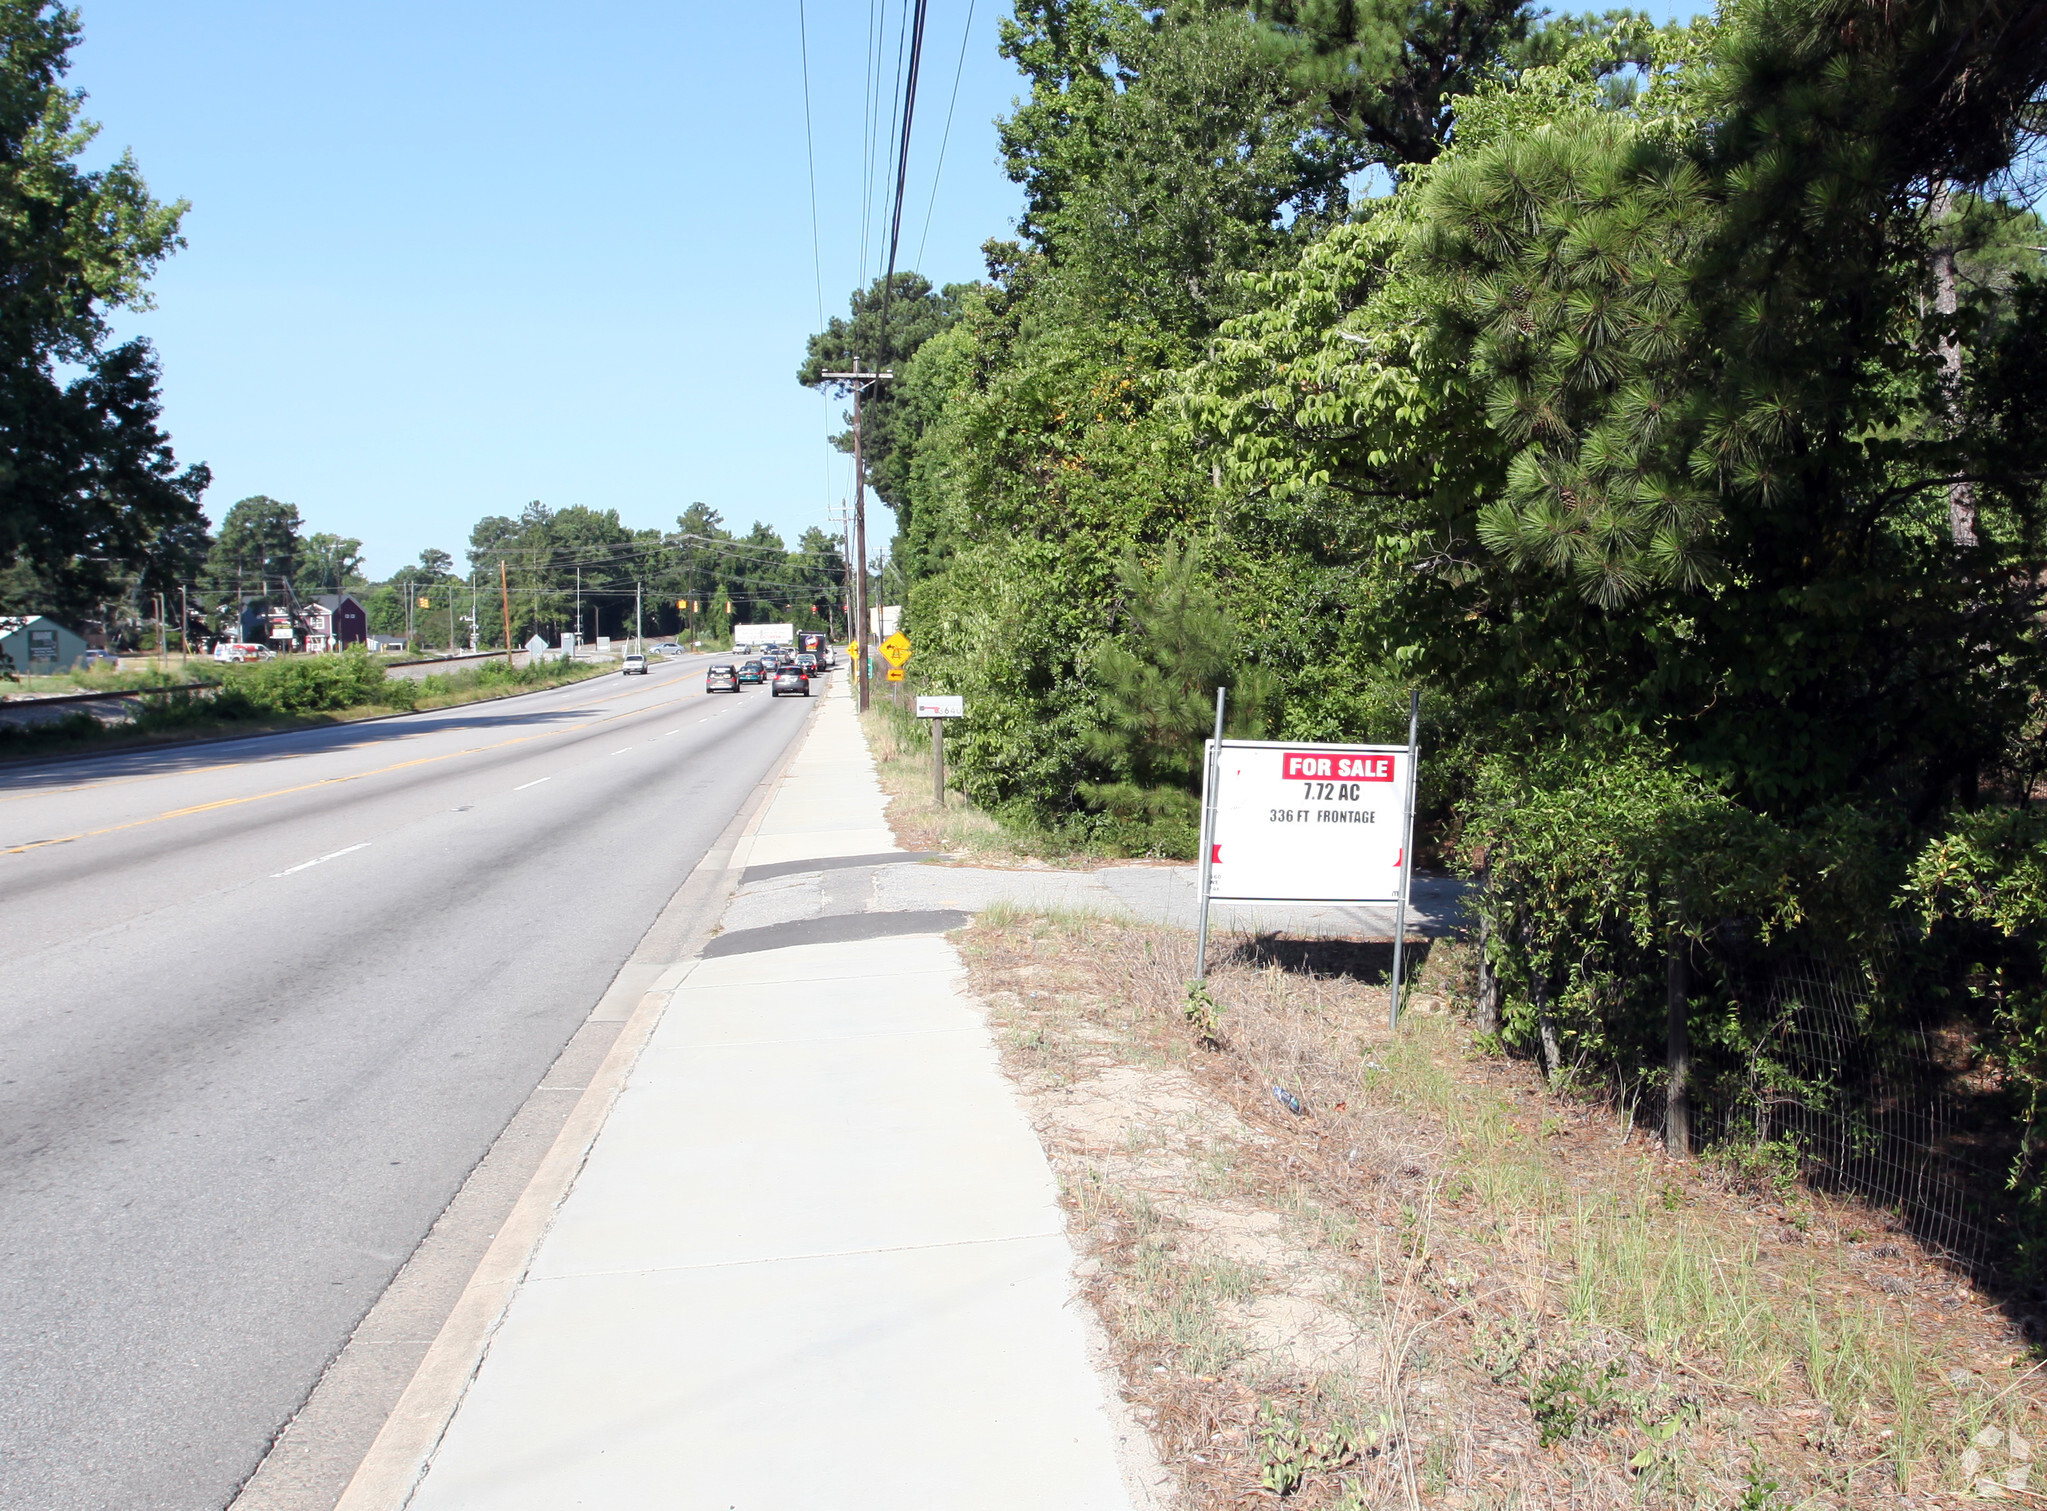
3 683 708 856
0 670 702 808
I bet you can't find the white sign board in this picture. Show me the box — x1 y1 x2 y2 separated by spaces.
914 695 963 718
1206 739 1414 903
735 622 793 650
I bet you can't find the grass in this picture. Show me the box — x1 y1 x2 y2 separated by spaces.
0 653 605 760
959 906 2047 1508
860 697 1119 864
4 659 220 697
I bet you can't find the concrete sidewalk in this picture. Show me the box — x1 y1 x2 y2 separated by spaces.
359 676 1158 1510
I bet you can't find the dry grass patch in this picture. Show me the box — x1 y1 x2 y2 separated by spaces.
960 909 2046 1509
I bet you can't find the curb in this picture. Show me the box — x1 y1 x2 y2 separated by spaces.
329 690 824 1511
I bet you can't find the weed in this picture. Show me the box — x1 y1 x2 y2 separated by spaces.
1530 1355 1627 1446
1256 1401 1367 1496
1736 1455 1787 1509
1184 979 1224 1044
1472 1315 1536 1384
1709 1132 1805 1200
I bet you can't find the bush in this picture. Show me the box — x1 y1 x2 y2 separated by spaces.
222 649 409 714
1906 809 2047 1226
1453 747 1900 1086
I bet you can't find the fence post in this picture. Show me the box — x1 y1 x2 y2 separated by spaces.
1666 928 1692 1158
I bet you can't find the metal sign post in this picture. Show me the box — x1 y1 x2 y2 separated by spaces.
1387 688 1421 1030
1193 687 1226 980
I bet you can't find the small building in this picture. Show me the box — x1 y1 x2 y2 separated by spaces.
365 634 407 652
303 593 369 653
0 615 89 674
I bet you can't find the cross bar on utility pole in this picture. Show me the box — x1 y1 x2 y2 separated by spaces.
818 364 893 712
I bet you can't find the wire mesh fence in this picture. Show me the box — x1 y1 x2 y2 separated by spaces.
1690 946 2014 1272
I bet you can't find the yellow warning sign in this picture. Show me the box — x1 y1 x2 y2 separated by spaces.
886 667 906 682
879 632 912 668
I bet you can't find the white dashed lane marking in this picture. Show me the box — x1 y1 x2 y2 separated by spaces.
273 843 369 879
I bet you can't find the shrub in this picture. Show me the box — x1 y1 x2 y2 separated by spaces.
222 649 409 714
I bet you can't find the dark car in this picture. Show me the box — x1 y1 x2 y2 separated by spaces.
769 665 809 697
795 652 819 675
737 659 765 684
706 663 739 693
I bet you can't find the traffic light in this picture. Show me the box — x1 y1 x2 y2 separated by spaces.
417 597 430 608
677 599 686 611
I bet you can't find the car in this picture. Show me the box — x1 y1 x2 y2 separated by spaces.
652 642 682 656
211 642 272 663
769 666 810 697
82 648 119 668
705 662 739 693
737 660 765 684
621 653 649 675
795 652 819 675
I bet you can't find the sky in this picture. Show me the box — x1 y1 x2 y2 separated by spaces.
67 0 1028 580
67 2 1704 582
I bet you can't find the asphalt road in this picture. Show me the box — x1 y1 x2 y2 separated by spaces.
0 657 820 1509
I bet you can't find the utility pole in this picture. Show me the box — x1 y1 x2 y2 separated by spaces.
180 583 189 660
634 580 642 652
470 572 478 652
499 559 515 665
447 583 456 653
819 362 892 711
575 564 582 657
405 573 415 647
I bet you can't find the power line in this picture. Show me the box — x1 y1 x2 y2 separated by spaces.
874 0 932 366
875 0 912 289
914 0 976 272
796 0 826 331
858 0 887 286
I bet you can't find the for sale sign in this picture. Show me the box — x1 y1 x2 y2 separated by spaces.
1206 739 1414 903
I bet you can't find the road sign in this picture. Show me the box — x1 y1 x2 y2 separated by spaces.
879 632 912 668
885 667 905 682
914 695 963 718
1205 740 1415 903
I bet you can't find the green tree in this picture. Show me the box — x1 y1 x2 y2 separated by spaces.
798 272 966 517
296 533 365 597
1076 544 1275 849
208 496 304 599
0 4 206 619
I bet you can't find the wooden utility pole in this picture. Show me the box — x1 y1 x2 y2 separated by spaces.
499 560 515 665
820 362 892 711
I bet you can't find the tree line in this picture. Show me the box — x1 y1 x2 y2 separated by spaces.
806 0 2047 1242
192 493 848 651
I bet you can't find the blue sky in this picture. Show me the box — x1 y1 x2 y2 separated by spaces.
70 0 1026 579
69 2 1702 581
